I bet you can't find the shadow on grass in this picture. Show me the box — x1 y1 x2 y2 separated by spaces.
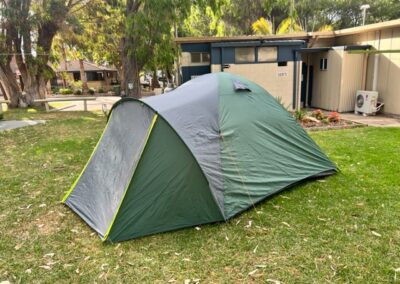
3 106 104 121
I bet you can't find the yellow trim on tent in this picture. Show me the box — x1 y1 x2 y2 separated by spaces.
102 113 159 242
61 112 113 203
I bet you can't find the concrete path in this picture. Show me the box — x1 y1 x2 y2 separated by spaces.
0 120 45 132
340 113 400 127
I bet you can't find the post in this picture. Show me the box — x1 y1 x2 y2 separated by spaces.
360 4 370 26
305 54 311 107
83 100 87 111
361 53 369 90
45 102 50 112
296 60 302 110
372 31 381 91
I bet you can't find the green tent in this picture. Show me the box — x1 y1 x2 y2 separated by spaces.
62 72 336 242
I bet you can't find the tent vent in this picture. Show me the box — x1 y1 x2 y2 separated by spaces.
233 80 251 92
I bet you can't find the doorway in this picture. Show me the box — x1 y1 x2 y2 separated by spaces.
301 62 313 108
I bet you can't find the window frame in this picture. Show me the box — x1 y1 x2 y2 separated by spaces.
190 52 210 64
320 58 328 71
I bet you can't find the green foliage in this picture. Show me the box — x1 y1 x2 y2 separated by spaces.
182 4 226 36
51 87 59 94
312 109 325 120
88 88 96 95
74 89 82 95
321 117 330 125
59 88 74 95
276 17 303 34
98 87 105 94
294 109 307 121
69 80 83 91
179 0 400 36
0 112 3 120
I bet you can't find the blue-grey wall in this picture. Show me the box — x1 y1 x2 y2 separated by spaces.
211 42 306 65
180 40 306 83
181 66 211 83
181 43 210 53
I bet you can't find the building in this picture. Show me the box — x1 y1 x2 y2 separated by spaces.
176 19 400 116
54 60 119 91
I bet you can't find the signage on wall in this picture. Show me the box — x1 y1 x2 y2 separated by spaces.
277 71 288 78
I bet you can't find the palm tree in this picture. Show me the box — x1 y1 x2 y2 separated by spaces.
251 17 273 35
276 0 303 34
318 24 334 32
276 17 303 34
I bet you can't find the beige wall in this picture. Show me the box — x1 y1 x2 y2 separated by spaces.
211 64 221 73
336 27 400 115
311 49 343 111
214 62 295 109
310 49 364 112
338 52 365 112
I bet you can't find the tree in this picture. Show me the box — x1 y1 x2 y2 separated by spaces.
182 5 226 37
252 17 273 35
0 0 23 107
122 0 217 98
0 0 90 107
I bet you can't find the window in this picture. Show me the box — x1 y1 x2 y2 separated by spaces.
73 72 80 81
320 58 328 70
202 52 210 62
190 52 210 64
86 72 105 81
278 61 288 67
258 47 277 62
235 47 255 63
191 53 201 63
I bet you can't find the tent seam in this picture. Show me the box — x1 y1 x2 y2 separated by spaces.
61 112 113 203
102 113 159 242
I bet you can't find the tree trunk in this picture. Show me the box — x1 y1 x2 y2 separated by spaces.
0 65 22 108
79 59 89 94
122 0 142 98
62 44 68 88
122 40 141 98
151 69 160 90
166 69 173 85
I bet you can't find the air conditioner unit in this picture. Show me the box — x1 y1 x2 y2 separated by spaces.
354 90 380 115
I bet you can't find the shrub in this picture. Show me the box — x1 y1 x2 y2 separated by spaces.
294 109 307 121
70 80 83 91
98 87 105 94
74 89 82 95
321 118 330 124
88 88 96 95
51 87 59 94
312 109 325 120
328 112 340 123
59 88 73 95
0 112 3 120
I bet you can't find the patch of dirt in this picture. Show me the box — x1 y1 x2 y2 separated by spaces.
10 210 64 239
32 210 64 236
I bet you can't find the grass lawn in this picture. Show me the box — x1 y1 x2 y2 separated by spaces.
0 109 399 283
